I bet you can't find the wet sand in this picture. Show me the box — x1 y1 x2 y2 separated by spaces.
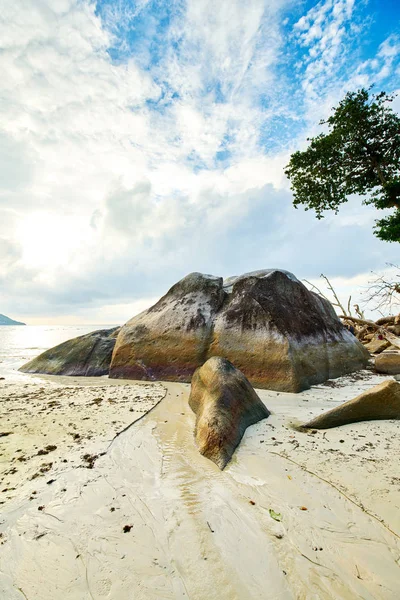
1 371 400 599
0 376 166 506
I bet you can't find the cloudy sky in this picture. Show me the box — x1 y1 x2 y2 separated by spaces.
1 0 400 324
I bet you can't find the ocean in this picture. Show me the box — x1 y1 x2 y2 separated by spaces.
0 325 117 381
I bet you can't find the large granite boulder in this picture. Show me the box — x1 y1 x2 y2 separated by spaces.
189 357 270 469
110 270 369 392
109 272 225 381
19 328 120 377
300 380 400 429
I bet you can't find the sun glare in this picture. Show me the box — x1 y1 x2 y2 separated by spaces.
17 212 85 270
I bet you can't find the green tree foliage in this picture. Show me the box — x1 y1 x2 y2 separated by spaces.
285 88 400 242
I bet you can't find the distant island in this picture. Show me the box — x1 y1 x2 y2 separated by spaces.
0 313 26 326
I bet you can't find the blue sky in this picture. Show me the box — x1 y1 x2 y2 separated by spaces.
0 0 400 323
95 0 400 155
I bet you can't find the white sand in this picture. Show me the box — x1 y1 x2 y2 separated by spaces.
0 376 166 507
1 371 400 599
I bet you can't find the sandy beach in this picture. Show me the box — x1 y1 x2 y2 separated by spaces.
2 0 400 597
1 370 400 599
0 376 166 507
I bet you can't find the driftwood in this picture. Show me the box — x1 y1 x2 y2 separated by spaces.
376 316 396 326
339 314 400 353
383 331 400 350
303 274 400 354
340 315 378 329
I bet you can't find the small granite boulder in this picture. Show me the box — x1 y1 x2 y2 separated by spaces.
301 379 400 429
375 351 400 375
189 357 270 469
19 328 120 377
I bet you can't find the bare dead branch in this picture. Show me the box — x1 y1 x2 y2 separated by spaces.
347 295 352 316
303 279 334 305
354 304 365 319
304 275 353 317
362 263 400 314
321 274 349 316
339 315 379 328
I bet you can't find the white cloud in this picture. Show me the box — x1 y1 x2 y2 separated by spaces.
355 35 400 84
292 0 357 102
0 0 399 323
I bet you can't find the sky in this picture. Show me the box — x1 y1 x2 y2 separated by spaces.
1 0 400 325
